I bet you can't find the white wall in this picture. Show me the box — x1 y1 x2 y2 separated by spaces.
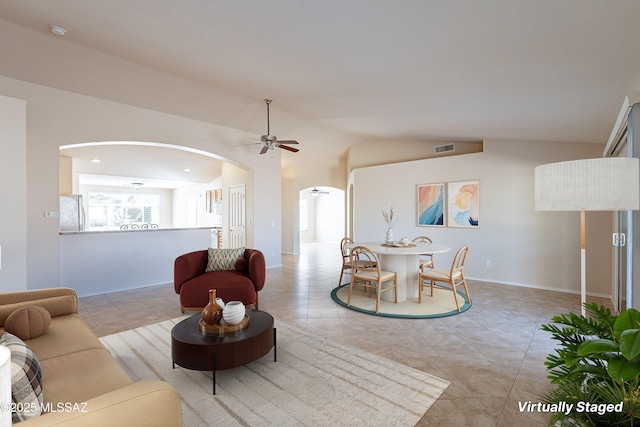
353 139 612 297
299 192 316 243
282 177 300 254
60 228 212 297
0 95 27 291
253 160 281 261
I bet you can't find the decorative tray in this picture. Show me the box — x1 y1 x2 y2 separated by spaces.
199 315 249 335
382 243 416 248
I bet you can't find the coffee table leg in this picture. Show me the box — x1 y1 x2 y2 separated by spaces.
274 328 277 362
211 352 216 395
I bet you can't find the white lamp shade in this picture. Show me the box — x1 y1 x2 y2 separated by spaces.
535 157 640 211
0 346 10 427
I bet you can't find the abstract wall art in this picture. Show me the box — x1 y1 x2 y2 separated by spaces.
447 180 479 228
417 183 445 227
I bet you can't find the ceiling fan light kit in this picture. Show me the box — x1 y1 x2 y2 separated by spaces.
49 25 67 36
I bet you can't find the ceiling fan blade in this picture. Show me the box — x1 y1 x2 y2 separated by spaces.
233 141 260 147
278 144 299 153
277 140 299 145
260 145 269 154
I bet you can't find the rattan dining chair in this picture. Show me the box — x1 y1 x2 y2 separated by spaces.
338 237 376 287
412 235 435 271
418 245 470 312
348 245 398 313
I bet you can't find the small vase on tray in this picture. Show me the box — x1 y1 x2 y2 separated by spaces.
202 289 222 325
385 228 394 244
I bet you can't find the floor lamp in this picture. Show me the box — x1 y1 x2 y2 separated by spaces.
535 157 640 316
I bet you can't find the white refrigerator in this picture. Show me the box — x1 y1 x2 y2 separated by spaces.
60 195 86 232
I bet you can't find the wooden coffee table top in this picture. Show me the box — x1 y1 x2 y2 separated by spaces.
171 309 274 371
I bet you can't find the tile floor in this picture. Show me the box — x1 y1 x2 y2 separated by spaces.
79 242 615 427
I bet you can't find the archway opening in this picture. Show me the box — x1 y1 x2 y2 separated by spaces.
58 141 252 242
299 186 345 250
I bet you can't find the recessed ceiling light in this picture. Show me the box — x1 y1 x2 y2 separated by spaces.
49 25 67 36
184 167 191 172
91 158 101 163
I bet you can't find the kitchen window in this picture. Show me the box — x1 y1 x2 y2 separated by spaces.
88 192 160 230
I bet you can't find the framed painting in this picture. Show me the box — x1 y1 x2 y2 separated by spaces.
447 180 479 228
417 183 445 227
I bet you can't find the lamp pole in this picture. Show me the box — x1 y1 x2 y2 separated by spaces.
581 211 586 316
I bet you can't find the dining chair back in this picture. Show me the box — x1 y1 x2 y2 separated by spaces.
349 245 398 313
418 245 470 312
338 237 376 287
412 235 435 271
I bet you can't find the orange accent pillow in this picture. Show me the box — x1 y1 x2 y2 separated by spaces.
4 306 51 340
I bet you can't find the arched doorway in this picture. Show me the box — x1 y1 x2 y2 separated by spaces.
299 186 345 251
58 141 253 245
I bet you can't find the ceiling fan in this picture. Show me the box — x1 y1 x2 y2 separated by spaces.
310 187 329 198
258 99 300 155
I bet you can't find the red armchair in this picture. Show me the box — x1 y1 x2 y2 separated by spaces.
174 249 266 313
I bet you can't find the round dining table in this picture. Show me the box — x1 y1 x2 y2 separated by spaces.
349 241 451 302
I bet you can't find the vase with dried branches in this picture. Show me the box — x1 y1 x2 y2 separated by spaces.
382 206 397 244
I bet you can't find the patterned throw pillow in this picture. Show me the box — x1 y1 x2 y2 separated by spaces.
0 332 44 423
206 247 246 272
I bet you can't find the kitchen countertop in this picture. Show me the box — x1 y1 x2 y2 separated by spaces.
60 226 221 235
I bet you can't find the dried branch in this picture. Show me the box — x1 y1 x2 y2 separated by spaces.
382 206 397 227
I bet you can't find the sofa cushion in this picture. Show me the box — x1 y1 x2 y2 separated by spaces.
0 332 44 423
25 314 133 405
25 314 105 361
5 306 51 340
206 247 245 272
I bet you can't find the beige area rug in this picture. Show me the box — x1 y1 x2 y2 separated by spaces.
332 284 471 318
100 316 449 427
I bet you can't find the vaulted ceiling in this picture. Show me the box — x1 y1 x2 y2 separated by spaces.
2 0 640 183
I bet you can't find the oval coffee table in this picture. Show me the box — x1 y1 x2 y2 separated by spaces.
171 309 276 394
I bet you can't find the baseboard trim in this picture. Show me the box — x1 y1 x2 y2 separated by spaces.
467 275 613 300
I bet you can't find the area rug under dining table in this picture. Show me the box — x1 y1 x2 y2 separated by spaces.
332 283 471 318
100 316 450 426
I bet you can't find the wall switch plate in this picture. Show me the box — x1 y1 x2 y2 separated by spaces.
44 211 59 218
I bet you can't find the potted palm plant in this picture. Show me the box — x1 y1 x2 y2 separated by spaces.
541 303 640 426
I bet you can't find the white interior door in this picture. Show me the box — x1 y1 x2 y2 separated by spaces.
229 185 246 248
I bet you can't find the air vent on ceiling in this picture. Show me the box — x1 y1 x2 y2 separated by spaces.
434 143 455 154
